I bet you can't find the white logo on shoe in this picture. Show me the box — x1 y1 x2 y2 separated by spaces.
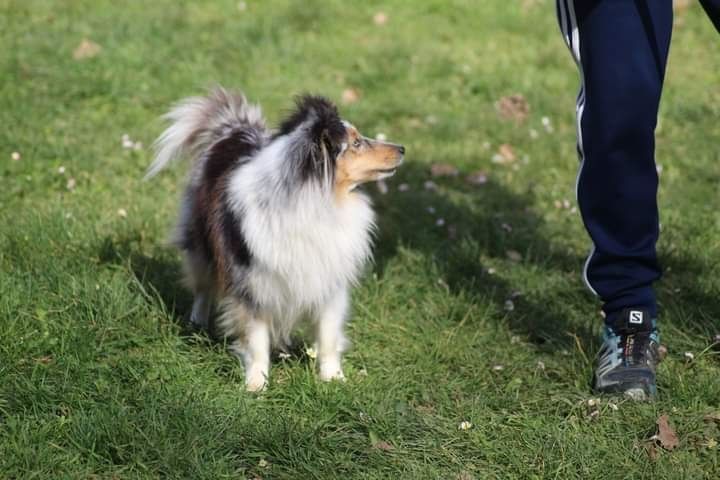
629 310 644 324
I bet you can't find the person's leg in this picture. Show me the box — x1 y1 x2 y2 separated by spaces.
556 0 673 399
556 0 673 321
700 0 720 33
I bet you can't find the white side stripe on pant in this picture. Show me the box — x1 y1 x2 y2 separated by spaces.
556 0 600 297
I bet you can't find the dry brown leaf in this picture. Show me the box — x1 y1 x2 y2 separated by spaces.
466 171 488 186
430 163 459 177
372 440 395 451
646 442 659 461
73 39 101 60
373 12 388 26
495 94 530 123
658 344 668 361
341 88 360 105
655 415 679 451
498 144 516 162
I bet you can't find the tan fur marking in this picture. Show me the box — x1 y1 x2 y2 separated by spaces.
334 127 403 199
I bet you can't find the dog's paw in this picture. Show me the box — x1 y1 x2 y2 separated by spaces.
245 371 268 392
319 361 346 382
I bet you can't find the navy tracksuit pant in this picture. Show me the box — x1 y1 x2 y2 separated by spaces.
556 0 720 321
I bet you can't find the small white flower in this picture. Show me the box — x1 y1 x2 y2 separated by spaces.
541 116 554 133
305 347 317 359
258 458 269 468
278 352 291 360
536 360 546 370
587 398 599 407
375 133 387 141
562 199 571 209
66 178 77 190
57 166 66 174
510 335 520 344
492 364 504 371
122 138 134 149
684 351 695 361
358 368 368 376
435 217 445 227
529 128 539 139
487 268 496 275
458 421 472 430
117 208 128 218
504 300 514 311
426 206 436 214
424 180 437 191
398 183 410 192
11 151 21 161
608 402 619 411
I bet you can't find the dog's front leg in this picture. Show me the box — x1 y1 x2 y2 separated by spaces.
227 309 271 392
316 289 349 381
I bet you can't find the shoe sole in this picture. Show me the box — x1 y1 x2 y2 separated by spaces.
594 378 656 401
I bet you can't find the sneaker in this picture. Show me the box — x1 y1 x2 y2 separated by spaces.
593 308 659 400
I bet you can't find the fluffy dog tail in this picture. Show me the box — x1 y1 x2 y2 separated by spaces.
145 87 266 179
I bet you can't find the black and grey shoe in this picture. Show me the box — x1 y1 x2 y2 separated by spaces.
593 308 659 401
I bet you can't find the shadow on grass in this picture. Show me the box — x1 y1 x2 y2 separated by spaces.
371 162 720 349
97 162 718 355
97 233 321 363
98 234 191 326
657 254 720 339
370 161 596 350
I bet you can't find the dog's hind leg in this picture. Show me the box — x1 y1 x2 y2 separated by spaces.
183 250 214 329
316 288 349 382
219 297 271 392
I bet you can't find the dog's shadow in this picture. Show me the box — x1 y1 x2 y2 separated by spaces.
98 234 322 363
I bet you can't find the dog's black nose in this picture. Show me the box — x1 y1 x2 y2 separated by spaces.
398 145 405 155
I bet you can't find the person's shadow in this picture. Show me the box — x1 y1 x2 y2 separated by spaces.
369 161 597 353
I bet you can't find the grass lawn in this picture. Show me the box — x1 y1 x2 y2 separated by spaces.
2 0 720 478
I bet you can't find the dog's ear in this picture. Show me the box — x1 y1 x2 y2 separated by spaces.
279 95 346 183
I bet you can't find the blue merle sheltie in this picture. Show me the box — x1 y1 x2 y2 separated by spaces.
146 88 404 391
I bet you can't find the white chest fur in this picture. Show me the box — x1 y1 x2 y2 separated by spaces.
227 157 375 317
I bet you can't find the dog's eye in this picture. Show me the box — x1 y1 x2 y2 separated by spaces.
352 138 362 149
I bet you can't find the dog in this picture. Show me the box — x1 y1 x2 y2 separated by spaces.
146 88 404 391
